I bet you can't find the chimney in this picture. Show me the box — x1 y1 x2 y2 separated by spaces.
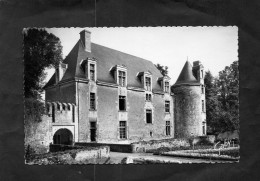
55 63 68 83
80 30 91 52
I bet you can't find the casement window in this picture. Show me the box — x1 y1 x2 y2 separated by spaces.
118 71 126 87
164 81 170 93
146 93 152 101
119 96 126 111
62 104 66 111
145 77 151 91
90 93 96 110
201 70 204 78
201 85 204 94
165 101 170 113
119 121 127 139
146 109 152 124
202 100 205 112
90 64 95 81
166 121 171 136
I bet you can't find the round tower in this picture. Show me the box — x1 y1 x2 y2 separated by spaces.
172 61 204 138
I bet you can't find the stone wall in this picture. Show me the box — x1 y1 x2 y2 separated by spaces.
24 114 52 154
131 138 190 153
26 146 110 164
173 85 203 138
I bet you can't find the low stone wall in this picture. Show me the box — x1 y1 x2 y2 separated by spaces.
75 142 132 153
26 146 110 164
49 144 85 152
131 138 191 153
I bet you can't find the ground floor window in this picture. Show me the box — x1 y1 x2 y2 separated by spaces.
166 121 171 136
119 121 127 139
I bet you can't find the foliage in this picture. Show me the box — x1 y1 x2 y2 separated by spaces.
155 63 168 76
24 97 45 122
205 61 239 134
24 28 63 99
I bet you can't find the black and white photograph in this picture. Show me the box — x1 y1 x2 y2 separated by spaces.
24 27 239 164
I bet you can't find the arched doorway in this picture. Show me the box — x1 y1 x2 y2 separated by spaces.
53 128 73 145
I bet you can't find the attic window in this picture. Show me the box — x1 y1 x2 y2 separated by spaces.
164 81 170 93
90 64 95 81
145 77 151 91
118 71 126 87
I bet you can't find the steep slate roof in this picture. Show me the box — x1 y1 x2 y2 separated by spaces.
173 61 200 87
44 39 164 91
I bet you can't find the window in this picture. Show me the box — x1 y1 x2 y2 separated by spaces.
201 70 203 78
202 100 205 112
164 81 170 93
90 93 96 110
146 109 152 124
202 122 206 135
72 106 75 123
166 121 171 136
118 71 126 86
145 77 151 91
201 85 204 94
146 93 152 101
119 96 126 111
165 101 170 113
119 121 127 139
90 64 95 81
52 104 55 123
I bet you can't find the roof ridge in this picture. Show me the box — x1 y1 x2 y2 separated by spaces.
91 42 158 67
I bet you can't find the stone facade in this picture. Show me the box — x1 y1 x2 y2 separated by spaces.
42 29 206 146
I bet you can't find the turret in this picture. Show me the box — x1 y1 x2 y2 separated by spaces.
172 61 206 138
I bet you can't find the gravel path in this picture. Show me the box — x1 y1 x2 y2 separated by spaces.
109 152 229 164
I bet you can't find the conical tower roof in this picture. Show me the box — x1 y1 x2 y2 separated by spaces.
173 61 199 87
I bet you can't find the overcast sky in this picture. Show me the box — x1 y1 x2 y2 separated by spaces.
45 27 238 85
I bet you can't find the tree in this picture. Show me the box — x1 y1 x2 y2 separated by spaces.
216 61 239 132
205 61 239 134
204 71 222 133
24 28 63 99
155 63 168 76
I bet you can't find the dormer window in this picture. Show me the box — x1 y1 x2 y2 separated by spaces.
164 81 170 93
145 77 151 91
90 64 95 81
80 58 97 81
158 76 171 93
111 65 127 87
137 71 152 91
118 70 126 87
